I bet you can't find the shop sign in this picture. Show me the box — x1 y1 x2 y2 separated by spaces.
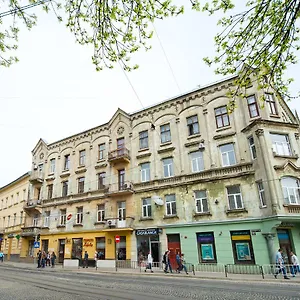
83 239 93 247
136 228 159 236
197 233 214 243
235 243 251 261
7 234 14 238
201 244 214 260
278 222 295 228
231 231 251 241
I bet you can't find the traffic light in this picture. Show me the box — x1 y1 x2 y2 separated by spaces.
37 234 40 241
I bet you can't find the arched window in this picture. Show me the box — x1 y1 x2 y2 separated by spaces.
281 177 300 204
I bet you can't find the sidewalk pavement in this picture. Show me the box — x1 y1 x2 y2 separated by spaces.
1 261 300 283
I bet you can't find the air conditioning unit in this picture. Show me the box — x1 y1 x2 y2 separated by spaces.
199 143 205 150
106 219 116 227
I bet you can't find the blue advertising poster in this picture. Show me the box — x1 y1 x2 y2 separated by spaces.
201 244 214 260
236 243 251 261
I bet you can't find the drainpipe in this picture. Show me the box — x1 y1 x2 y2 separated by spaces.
263 233 276 264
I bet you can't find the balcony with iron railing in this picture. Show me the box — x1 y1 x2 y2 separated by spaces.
108 147 130 164
107 181 134 197
29 170 44 184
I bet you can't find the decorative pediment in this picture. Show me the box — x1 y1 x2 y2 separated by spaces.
274 160 300 171
32 138 48 155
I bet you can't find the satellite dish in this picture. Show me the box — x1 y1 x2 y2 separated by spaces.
152 196 164 206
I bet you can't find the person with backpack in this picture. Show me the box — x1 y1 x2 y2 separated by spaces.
176 251 182 273
0 251 4 262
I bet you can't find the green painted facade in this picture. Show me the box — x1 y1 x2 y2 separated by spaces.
165 217 300 265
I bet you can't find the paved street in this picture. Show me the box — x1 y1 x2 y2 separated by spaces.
0 264 300 300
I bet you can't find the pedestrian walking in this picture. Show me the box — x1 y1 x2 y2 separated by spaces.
180 253 189 275
163 250 172 273
274 248 289 279
83 251 89 268
94 251 98 268
41 251 46 268
145 252 153 273
0 251 4 262
176 252 182 273
46 252 51 266
290 251 300 277
37 250 42 268
51 251 56 268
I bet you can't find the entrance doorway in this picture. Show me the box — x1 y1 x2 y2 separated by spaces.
167 234 181 269
58 239 65 263
71 238 83 262
277 229 293 264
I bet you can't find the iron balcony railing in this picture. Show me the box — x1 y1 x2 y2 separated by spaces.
108 147 130 162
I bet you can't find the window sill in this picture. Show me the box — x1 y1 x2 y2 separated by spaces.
160 141 172 147
226 208 248 214
14 203 18 206
97 159 106 163
60 172 70 178
139 217 153 221
187 133 201 140
42 226 49 229
75 168 87 174
273 154 298 159
77 165 86 169
163 214 178 219
94 221 106 225
157 146 175 154
138 148 149 152
56 225 66 228
259 205 267 209
270 114 280 118
216 126 231 132
136 152 151 159
48 172 54 176
194 212 212 217
73 223 83 227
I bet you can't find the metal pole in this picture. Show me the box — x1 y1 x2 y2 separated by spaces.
115 241 118 272
33 234 37 265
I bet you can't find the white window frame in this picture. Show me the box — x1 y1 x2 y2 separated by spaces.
140 162 150 182
98 172 106 189
62 181 68 197
165 194 176 216
227 185 244 210
60 209 66 225
64 155 70 170
281 177 300 205
78 177 85 193
257 181 266 207
76 207 83 224
13 213 16 226
265 93 278 115
118 201 126 221
44 211 50 227
97 204 105 222
220 143 236 167
33 215 38 227
195 190 209 213
20 211 23 224
271 133 292 156
50 158 56 173
190 151 204 172
163 158 174 178
248 136 257 160
142 198 152 218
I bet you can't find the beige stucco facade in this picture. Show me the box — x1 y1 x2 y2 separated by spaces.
22 72 300 265
0 172 30 261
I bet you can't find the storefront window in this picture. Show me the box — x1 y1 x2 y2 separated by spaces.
71 238 83 260
117 236 126 260
96 237 105 260
197 232 217 263
230 231 255 264
136 228 160 263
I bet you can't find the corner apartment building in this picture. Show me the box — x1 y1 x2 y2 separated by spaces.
0 172 31 261
26 73 300 266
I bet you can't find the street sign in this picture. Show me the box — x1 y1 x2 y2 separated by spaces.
115 235 120 243
67 214 72 221
34 241 40 248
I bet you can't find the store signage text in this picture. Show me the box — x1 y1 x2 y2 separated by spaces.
136 228 159 236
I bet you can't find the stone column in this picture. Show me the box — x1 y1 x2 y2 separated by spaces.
263 233 276 264
255 129 279 213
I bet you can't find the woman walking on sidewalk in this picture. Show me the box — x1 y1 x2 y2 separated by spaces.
145 252 153 273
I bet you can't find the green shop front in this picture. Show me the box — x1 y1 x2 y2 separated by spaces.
164 217 300 265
